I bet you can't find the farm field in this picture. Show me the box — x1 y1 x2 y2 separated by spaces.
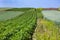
0 11 23 21
0 8 60 40
33 10 60 40
42 10 60 22
0 8 12 11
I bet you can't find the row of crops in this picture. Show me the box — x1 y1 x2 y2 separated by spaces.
0 10 37 40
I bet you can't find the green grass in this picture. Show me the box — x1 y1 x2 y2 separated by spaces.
33 19 60 40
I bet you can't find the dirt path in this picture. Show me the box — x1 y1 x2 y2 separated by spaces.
32 18 60 40
32 19 41 40
32 19 49 40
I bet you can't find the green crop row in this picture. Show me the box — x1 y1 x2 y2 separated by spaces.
0 10 37 40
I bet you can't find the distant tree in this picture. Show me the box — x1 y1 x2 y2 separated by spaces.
37 8 43 11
